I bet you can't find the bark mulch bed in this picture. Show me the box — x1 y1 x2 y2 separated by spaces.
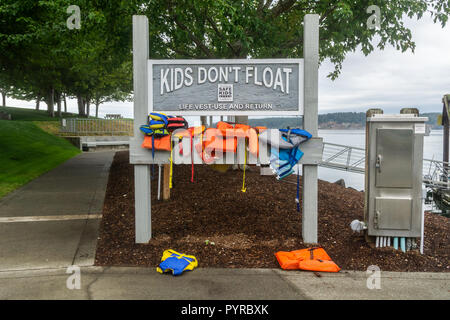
95 151 449 272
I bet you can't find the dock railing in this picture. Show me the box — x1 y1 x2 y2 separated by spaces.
423 158 450 189
60 118 134 136
320 142 450 188
320 142 366 173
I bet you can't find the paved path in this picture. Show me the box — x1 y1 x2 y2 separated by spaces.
0 267 448 300
0 150 448 300
0 151 114 271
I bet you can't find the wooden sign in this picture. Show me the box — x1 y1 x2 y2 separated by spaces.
132 15 320 245
148 59 304 116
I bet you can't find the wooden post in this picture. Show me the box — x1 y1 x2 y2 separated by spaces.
201 116 207 127
235 116 248 125
133 16 152 243
443 95 449 182
163 164 171 200
302 14 319 244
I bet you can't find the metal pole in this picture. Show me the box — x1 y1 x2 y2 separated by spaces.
133 15 152 243
302 14 319 244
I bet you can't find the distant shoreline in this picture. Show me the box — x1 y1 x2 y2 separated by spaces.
319 123 364 130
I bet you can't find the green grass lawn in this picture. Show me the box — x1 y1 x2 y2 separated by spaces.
0 106 83 121
0 106 106 136
0 120 81 198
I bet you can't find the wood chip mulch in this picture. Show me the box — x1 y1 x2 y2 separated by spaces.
95 151 449 272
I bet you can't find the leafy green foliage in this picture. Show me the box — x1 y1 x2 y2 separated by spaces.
1 0 449 117
0 0 135 116
143 0 450 79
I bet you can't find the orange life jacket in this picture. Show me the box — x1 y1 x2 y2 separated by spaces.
275 247 341 272
142 135 172 151
298 259 341 272
174 126 205 155
199 122 266 159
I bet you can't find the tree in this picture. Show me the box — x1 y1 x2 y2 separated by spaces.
91 60 133 118
0 0 75 116
1 0 449 120
0 0 135 117
0 73 10 107
142 0 450 78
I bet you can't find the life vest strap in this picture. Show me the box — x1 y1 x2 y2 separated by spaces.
241 139 247 193
169 140 173 189
190 134 194 183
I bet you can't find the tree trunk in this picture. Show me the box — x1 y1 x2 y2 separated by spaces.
85 98 90 118
63 94 67 113
77 95 85 117
95 102 100 118
1 90 5 107
35 94 40 110
47 88 54 117
56 92 62 118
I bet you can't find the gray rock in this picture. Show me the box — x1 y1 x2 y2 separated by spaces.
334 178 346 188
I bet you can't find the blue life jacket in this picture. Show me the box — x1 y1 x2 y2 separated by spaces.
156 249 198 276
279 128 312 140
270 128 311 180
270 128 312 211
271 147 304 179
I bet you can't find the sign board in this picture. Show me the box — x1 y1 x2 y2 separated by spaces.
148 59 304 116
132 15 320 245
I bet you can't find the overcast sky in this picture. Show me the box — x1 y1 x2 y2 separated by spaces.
7 13 450 118
319 14 450 114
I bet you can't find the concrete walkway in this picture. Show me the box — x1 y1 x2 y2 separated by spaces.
0 267 448 300
0 150 449 300
0 151 114 271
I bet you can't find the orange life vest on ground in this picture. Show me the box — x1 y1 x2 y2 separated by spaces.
275 247 341 272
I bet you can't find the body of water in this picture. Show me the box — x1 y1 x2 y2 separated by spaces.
313 129 446 191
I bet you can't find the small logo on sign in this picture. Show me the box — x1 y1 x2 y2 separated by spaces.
218 84 233 102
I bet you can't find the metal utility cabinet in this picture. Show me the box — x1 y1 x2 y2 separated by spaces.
364 111 428 238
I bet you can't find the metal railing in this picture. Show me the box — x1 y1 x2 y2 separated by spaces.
60 118 134 136
320 142 450 188
423 158 450 189
320 142 366 173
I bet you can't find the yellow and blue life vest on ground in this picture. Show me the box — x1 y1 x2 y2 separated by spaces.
156 249 198 276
